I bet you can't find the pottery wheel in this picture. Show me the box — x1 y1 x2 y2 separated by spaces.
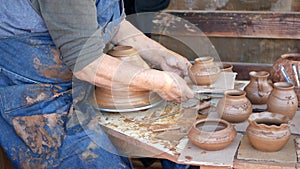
95 99 165 113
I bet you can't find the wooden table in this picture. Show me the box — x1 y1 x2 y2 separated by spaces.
98 93 300 168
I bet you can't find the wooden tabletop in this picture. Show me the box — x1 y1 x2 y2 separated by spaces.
97 80 300 168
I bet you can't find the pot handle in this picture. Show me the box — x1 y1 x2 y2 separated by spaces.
257 77 268 97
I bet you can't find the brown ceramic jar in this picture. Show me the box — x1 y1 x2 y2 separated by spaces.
246 112 291 152
216 89 252 123
107 45 150 68
95 46 162 109
244 71 273 105
188 119 237 151
270 53 300 107
188 56 221 86
270 53 300 83
267 82 298 119
216 62 233 72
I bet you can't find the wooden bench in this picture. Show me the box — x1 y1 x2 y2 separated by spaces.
151 10 300 80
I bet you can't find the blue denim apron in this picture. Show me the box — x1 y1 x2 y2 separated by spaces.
0 0 131 169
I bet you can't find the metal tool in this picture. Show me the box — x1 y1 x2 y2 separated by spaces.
292 64 300 86
279 65 293 84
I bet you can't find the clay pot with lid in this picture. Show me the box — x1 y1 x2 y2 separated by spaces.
246 112 291 152
216 89 252 123
188 119 236 151
95 46 162 109
244 71 273 105
188 56 221 86
267 82 298 119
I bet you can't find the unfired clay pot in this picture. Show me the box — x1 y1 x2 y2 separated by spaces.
270 53 300 83
270 53 300 107
95 46 162 109
188 57 221 86
188 119 236 151
244 71 273 105
246 112 291 152
267 82 298 119
216 62 233 72
216 89 252 123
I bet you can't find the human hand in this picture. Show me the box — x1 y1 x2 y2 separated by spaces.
74 54 193 103
137 43 192 77
112 20 191 77
142 70 194 103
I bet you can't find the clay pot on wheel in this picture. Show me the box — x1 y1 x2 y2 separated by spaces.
216 89 252 123
188 119 237 151
246 112 291 152
188 57 221 86
244 71 273 105
267 82 298 119
95 46 162 109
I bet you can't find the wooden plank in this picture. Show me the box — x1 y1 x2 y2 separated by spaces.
230 62 272 80
234 159 296 169
160 11 300 39
101 125 179 162
167 0 300 12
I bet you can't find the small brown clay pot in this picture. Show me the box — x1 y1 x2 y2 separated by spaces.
270 53 300 83
216 89 252 123
216 62 233 72
188 56 221 86
270 53 300 107
267 82 298 119
246 112 291 152
244 71 273 105
107 45 150 68
188 119 237 151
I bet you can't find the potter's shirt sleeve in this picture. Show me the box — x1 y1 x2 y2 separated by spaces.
33 0 104 71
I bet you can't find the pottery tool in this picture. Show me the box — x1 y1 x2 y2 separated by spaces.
298 66 300 82
279 65 292 84
292 64 300 86
152 126 181 132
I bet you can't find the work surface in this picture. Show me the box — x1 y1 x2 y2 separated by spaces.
97 79 300 168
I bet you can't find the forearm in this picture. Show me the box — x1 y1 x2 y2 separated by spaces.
111 20 169 67
73 54 167 91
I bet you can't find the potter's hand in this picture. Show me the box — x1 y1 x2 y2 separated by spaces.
112 20 191 77
74 54 194 102
151 71 194 102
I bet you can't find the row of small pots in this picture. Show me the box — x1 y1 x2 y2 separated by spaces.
188 89 292 152
187 56 294 152
188 112 291 152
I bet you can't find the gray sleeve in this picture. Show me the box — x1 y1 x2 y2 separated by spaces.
32 0 104 71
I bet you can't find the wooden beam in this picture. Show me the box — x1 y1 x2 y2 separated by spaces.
160 11 300 39
230 62 272 80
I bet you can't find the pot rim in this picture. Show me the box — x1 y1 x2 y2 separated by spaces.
249 71 270 77
273 82 294 90
248 112 290 130
108 45 138 57
194 56 214 63
191 119 232 134
224 89 246 98
281 53 300 60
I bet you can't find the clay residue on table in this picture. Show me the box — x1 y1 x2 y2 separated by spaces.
98 102 198 156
